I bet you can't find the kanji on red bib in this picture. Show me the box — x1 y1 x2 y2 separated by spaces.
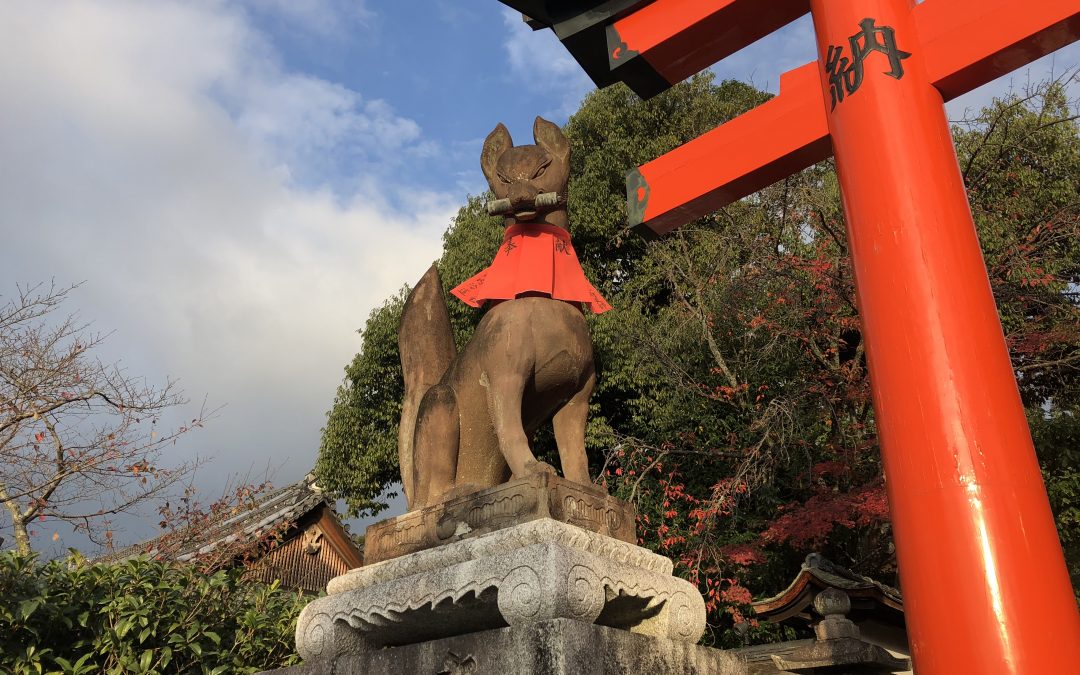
450 222 611 314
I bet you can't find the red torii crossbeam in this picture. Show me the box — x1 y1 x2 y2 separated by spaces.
625 0 1080 232
505 0 1080 673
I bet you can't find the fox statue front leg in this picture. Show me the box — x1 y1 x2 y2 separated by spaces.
551 366 595 485
481 362 556 480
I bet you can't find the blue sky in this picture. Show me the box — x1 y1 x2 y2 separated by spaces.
1 0 1076 553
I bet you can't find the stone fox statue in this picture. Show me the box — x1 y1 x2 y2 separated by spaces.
398 117 609 510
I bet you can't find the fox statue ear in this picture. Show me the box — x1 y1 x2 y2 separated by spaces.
533 116 569 161
480 123 513 187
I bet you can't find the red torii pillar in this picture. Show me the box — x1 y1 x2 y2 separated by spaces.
509 0 1080 672
807 2 1079 670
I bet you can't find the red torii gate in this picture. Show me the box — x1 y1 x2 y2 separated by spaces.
503 1 1080 673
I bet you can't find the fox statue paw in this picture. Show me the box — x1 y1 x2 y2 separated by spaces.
518 460 558 479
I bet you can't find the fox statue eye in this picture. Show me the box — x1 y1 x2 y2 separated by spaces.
532 158 552 179
497 172 511 185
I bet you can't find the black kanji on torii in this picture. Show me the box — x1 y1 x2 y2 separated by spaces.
826 18 912 109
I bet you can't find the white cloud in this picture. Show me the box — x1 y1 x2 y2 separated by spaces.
0 0 455 543
233 73 426 183
238 0 373 39
500 8 594 120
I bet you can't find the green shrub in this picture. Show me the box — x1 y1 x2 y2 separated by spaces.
0 552 307 674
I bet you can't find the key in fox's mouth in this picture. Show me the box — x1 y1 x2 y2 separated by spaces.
486 192 563 220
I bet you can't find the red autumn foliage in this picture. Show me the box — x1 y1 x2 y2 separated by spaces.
721 581 753 605
764 480 889 548
719 542 766 567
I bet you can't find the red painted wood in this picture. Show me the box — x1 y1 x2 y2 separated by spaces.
808 1 1080 671
630 63 829 233
609 0 809 88
630 0 1080 233
918 0 1080 101
608 0 1080 101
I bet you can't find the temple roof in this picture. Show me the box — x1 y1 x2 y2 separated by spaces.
752 553 904 627
97 474 337 564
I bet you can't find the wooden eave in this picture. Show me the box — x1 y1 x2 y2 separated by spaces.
311 503 364 569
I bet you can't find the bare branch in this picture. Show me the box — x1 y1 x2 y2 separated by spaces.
0 283 209 553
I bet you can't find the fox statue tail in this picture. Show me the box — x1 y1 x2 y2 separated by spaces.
397 265 457 507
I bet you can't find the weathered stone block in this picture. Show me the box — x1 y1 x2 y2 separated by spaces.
363 473 636 564
265 618 747 675
297 519 703 663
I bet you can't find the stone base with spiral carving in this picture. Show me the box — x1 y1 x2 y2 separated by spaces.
293 519 710 664
269 618 746 675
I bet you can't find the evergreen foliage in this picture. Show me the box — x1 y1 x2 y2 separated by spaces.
0 552 306 674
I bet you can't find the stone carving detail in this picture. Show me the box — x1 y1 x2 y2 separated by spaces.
497 565 544 623
437 651 477 675
295 605 366 662
666 591 704 643
363 473 636 564
366 521 425 561
566 564 605 621
297 519 706 662
295 607 330 660
467 493 527 527
329 519 670 596
562 495 621 532
388 522 424 549
589 576 706 642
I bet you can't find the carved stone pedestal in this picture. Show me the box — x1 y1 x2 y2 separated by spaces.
272 516 743 669
265 486 746 674
295 519 708 661
269 618 746 675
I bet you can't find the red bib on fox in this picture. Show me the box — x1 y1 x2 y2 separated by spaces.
450 222 611 314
